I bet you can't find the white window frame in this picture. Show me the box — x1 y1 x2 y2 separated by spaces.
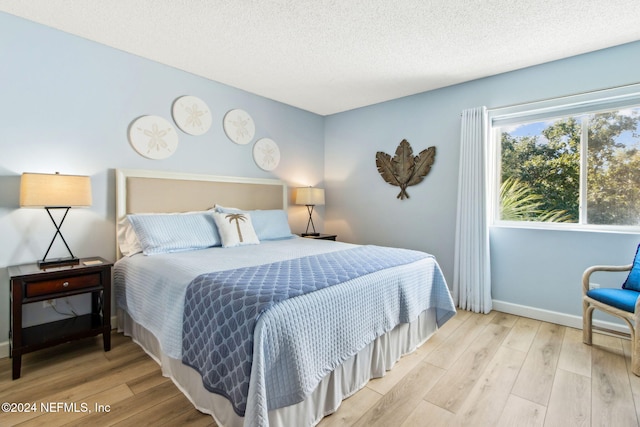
488 83 640 232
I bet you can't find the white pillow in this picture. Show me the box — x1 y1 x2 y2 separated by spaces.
212 211 260 248
117 217 143 257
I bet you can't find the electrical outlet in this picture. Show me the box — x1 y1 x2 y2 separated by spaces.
43 299 56 308
589 282 601 290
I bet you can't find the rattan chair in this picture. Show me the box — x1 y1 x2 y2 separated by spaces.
582 263 640 375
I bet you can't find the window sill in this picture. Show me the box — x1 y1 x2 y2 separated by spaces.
491 221 640 235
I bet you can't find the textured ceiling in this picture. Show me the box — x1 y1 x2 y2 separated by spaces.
1 1 640 115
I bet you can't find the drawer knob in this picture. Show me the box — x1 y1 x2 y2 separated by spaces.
62 281 69 287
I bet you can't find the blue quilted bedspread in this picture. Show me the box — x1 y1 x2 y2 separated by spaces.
181 244 455 425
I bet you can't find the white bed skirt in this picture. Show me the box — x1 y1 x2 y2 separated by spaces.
117 307 438 427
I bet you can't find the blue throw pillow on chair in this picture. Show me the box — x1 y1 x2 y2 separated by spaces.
623 244 640 292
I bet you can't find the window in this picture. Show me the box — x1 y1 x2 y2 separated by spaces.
490 87 640 228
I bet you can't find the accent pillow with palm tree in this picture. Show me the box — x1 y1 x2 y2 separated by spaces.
212 211 260 248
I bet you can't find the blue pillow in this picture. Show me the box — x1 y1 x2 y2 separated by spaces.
215 207 294 241
127 212 221 255
622 244 640 292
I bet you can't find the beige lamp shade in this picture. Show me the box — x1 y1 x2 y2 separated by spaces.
20 172 92 208
295 187 325 206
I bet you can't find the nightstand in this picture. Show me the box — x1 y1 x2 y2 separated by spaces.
301 234 337 241
8 257 113 380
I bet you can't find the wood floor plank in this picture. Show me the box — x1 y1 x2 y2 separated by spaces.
0 336 147 403
425 311 497 370
503 316 541 353
367 311 468 396
125 369 169 395
112 393 197 426
1 352 152 407
423 323 510 413
0 348 106 398
351 362 445 427
410 329 448 360
453 346 527 426
544 368 590 427
0 357 157 426
16 384 134 427
591 344 638 426
101 337 145 362
496 394 546 427
622 340 640 423
592 332 625 352
491 311 519 328
60 380 182 427
158 409 217 427
400 400 457 427
430 311 466 338
512 322 565 405
449 309 472 323
366 342 435 395
558 327 592 378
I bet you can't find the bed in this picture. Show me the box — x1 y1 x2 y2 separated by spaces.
113 168 456 427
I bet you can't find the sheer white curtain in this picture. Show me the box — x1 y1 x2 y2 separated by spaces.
453 106 493 313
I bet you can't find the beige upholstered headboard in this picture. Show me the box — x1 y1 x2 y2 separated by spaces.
115 169 288 257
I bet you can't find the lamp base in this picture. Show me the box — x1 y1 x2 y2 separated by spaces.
301 232 320 237
38 257 80 269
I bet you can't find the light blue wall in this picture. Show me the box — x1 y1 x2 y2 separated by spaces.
324 40 640 322
0 13 324 343
3 10 640 353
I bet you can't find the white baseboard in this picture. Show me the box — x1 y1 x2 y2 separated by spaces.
0 315 120 360
492 299 630 335
0 340 8 359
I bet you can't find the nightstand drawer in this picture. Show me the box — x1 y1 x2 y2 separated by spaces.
25 273 101 298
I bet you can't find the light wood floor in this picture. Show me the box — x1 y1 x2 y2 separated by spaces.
1 310 638 426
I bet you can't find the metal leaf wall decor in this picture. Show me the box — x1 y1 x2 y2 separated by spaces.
375 139 436 200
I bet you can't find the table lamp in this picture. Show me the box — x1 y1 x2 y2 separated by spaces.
296 187 325 236
20 172 92 268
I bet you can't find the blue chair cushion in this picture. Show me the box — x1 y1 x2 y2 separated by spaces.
623 243 640 291
587 288 639 313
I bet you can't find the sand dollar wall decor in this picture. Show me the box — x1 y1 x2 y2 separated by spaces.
253 138 280 171
375 139 436 200
223 109 255 145
172 95 212 135
128 115 179 159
